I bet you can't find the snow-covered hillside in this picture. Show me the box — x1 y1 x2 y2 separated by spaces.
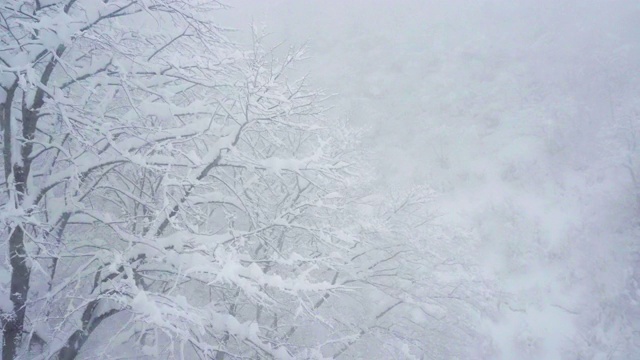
225 1 640 358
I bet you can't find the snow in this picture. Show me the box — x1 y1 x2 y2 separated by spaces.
130 290 166 327
2 0 638 358
222 1 640 358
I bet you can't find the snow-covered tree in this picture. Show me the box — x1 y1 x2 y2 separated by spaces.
0 1 495 359
0 0 368 358
316 186 493 359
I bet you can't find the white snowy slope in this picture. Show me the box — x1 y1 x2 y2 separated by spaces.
224 1 640 359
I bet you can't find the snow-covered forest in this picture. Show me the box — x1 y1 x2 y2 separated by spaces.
0 0 638 359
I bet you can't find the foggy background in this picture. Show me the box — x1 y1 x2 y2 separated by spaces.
223 1 640 358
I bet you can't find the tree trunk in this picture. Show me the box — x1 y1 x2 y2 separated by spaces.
2 87 40 360
2 84 31 360
54 300 119 360
3 225 30 360
2 163 32 360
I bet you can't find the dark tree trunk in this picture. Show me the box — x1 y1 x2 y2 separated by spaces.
3 225 31 360
2 83 43 360
54 300 119 360
1 83 30 360
2 164 32 360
